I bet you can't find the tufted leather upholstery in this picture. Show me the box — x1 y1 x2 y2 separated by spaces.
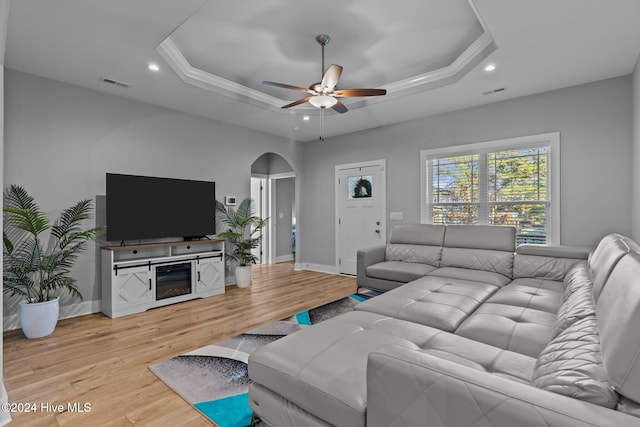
367 346 640 427
455 302 556 357
553 278 595 337
440 225 515 279
355 276 498 331
357 224 445 291
485 283 563 313
597 251 640 403
513 244 588 280
359 224 516 291
428 266 511 287
532 315 618 408
385 243 442 265
250 228 640 426
365 260 436 284
589 233 639 300
249 311 538 427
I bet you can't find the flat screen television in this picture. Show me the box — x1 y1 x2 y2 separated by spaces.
106 173 216 242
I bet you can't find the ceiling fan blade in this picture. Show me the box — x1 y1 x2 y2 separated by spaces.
281 96 312 109
331 100 348 114
333 88 387 97
321 64 343 92
263 81 313 94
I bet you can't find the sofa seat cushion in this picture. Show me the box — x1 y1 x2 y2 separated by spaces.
428 266 512 287
417 332 536 384
249 311 439 427
455 303 556 357
485 283 563 314
532 315 618 408
509 277 565 292
365 261 436 283
354 276 498 331
249 311 535 427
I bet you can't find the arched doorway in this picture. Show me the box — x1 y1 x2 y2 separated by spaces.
251 153 296 265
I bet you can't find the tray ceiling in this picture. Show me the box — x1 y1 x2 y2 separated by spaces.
4 0 640 142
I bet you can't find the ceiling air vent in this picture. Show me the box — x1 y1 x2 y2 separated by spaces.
99 76 129 88
483 87 505 95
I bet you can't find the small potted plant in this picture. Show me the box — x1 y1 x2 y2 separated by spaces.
3 184 104 338
216 198 267 288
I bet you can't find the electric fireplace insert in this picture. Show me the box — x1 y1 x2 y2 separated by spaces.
155 262 192 300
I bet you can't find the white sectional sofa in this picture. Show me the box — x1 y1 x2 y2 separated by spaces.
248 224 640 427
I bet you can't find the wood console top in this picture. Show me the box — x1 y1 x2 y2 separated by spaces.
102 239 224 251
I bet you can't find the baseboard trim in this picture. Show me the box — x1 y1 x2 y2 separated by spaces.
275 254 294 263
3 300 102 332
294 263 338 275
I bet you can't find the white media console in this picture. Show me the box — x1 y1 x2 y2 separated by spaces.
101 239 225 318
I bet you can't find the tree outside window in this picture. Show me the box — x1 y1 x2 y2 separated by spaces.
424 136 556 245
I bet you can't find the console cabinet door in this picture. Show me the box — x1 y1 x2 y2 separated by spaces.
114 265 154 307
195 257 224 293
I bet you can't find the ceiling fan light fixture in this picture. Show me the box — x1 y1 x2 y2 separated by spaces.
309 95 337 109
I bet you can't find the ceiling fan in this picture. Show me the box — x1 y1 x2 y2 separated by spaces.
263 34 387 114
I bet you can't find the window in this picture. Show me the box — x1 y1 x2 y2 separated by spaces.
421 133 560 245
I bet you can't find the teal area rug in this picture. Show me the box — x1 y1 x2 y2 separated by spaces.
149 292 377 426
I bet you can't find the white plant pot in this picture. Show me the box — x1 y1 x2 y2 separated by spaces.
235 265 253 288
19 298 60 339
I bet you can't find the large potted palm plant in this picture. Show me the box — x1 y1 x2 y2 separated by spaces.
3 184 104 338
216 198 267 288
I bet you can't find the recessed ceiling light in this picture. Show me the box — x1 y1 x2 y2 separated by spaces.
148 63 160 72
303 116 310 121
484 63 496 72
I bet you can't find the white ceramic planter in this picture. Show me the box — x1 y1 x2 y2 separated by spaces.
235 265 253 288
20 297 59 339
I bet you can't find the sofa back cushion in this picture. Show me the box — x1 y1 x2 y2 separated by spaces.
513 245 588 281
389 224 446 245
386 224 445 265
589 233 638 300
385 244 442 265
553 277 595 338
440 225 515 277
597 251 640 403
563 261 592 299
532 315 618 408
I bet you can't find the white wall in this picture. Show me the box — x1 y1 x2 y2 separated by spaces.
3 69 302 329
632 54 640 241
4 70 636 327
298 76 634 268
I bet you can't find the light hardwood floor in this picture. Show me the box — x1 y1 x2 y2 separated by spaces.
3 263 356 426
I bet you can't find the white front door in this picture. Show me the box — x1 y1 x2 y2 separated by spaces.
336 160 386 275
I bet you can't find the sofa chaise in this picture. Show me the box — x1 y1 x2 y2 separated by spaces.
247 224 640 427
